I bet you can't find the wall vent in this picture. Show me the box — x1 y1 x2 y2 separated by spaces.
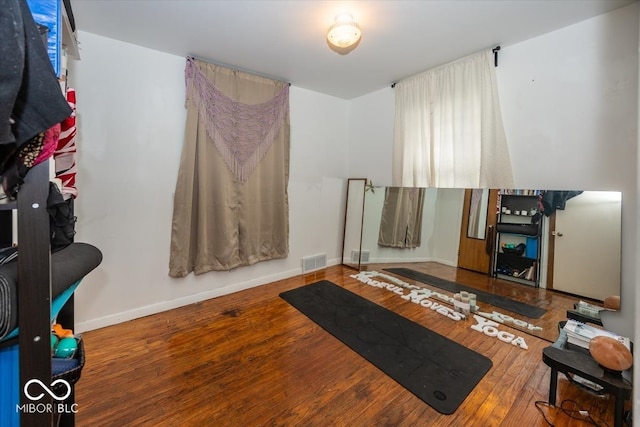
302 253 327 273
350 250 370 264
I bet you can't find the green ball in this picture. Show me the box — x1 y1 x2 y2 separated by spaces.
54 337 77 358
51 334 58 349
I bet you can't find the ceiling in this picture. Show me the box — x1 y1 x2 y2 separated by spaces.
70 0 635 99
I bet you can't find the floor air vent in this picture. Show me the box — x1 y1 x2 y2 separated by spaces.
350 250 370 264
302 253 327 273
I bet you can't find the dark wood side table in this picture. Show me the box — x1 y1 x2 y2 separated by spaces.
542 326 633 427
566 308 603 326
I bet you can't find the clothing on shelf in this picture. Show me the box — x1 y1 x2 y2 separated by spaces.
539 190 583 217
54 88 78 199
0 0 71 148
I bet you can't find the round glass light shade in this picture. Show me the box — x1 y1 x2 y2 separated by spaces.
327 15 361 48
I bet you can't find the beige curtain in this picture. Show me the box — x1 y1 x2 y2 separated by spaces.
378 187 426 248
169 58 290 277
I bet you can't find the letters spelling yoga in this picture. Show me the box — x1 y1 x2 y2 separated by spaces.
351 271 528 350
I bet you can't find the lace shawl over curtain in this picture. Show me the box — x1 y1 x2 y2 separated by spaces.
185 57 289 183
169 58 290 277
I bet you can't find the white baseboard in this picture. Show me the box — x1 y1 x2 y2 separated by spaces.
429 258 458 267
76 257 342 333
363 256 456 265
364 257 429 264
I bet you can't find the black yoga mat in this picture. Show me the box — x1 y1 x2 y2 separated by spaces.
280 280 492 415
384 268 546 319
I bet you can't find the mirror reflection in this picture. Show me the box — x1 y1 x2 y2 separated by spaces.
467 189 489 239
342 183 622 342
378 187 426 249
341 178 366 270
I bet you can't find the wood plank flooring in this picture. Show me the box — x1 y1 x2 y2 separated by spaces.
74 265 625 426
369 261 599 343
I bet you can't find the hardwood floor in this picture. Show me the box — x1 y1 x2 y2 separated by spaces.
367 261 598 343
74 265 624 426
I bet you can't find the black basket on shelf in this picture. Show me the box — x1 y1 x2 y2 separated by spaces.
52 337 85 393
496 223 539 236
502 243 526 256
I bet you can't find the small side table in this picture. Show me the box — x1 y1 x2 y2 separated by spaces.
566 308 603 326
542 325 633 427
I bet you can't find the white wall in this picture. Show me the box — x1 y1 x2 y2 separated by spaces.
348 88 395 186
348 4 638 338
498 6 638 192
498 4 638 340
70 32 350 332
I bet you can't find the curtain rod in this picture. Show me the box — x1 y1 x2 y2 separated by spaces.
187 56 291 87
391 45 501 88
492 45 501 67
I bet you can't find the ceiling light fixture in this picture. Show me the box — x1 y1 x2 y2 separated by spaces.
326 13 362 55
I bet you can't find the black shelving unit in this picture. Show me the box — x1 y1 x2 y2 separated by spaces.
1 1 81 424
17 161 56 427
493 190 542 287
0 162 56 426
0 162 80 427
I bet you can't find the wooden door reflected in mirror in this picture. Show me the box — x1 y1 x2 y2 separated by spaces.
458 189 498 275
466 188 490 239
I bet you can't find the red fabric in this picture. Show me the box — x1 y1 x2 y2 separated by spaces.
54 88 78 198
33 123 60 165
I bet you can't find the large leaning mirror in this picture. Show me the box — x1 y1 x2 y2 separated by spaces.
342 179 367 270
342 184 622 342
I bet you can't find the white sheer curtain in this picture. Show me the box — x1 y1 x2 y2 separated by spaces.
392 49 514 188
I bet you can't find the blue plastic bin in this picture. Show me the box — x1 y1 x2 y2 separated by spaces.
525 237 538 259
